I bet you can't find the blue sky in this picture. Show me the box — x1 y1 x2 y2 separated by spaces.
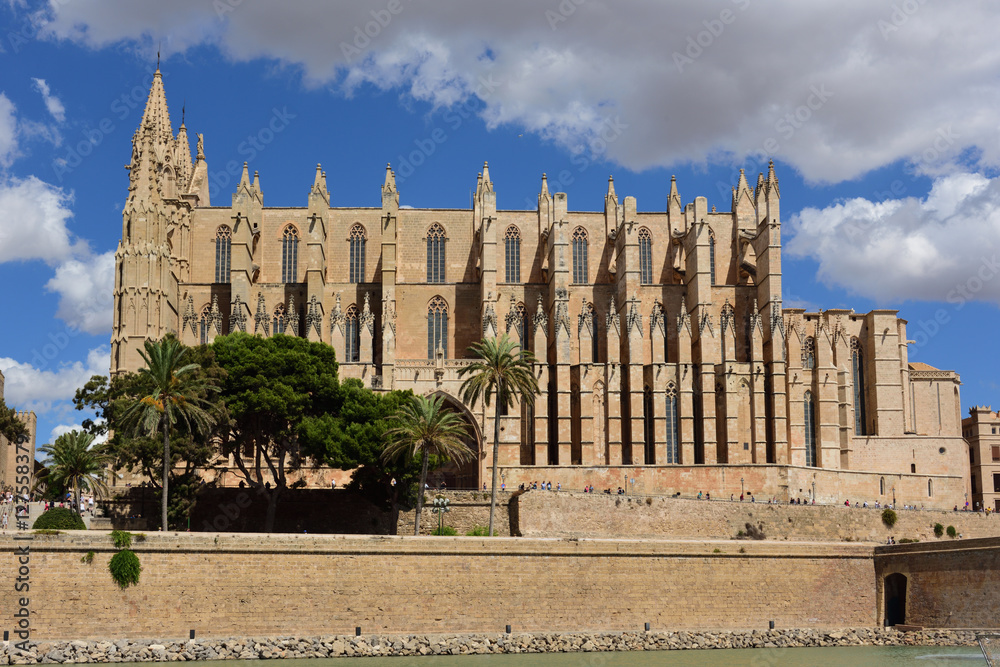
2 0 1000 451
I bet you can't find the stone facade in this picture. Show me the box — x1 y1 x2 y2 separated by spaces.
0 368 37 496
962 406 1000 511
110 69 970 506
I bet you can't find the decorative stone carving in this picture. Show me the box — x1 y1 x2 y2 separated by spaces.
330 293 344 334
254 293 270 334
626 292 642 337
606 295 620 335
210 294 223 335
182 295 196 335
482 292 498 337
533 295 549 337
382 295 396 336
360 292 374 335
650 300 665 338
231 295 247 333
554 289 571 338
305 295 322 337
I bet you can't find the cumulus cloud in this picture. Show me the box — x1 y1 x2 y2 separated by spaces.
0 347 110 414
46 250 116 335
32 0 1000 182
0 174 80 263
0 93 17 167
48 422 107 445
31 77 65 123
786 172 1000 304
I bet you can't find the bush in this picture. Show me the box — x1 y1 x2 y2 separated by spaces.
32 508 85 530
881 508 898 528
466 525 491 536
934 523 944 538
81 551 94 564
946 525 957 538
108 550 141 588
898 538 919 544
431 525 458 536
110 530 132 549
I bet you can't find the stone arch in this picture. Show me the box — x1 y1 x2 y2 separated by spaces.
884 573 907 627
426 390 484 490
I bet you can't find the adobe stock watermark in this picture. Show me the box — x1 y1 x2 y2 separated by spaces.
339 0 411 62
51 66 160 182
877 0 929 40
545 0 588 31
207 107 296 198
393 74 503 185
673 0 752 74
909 254 1000 356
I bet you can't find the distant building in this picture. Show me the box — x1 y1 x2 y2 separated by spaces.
109 68 970 507
0 369 37 497
963 407 1000 511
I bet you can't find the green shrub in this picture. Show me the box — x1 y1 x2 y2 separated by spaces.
81 551 95 564
134 533 147 542
898 538 919 544
946 525 957 538
431 525 458 536
466 525 491 536
32 508 85 530
33 529 60 535
934 523 944 538
712 548 721 553
110 530 132 549
108 550 141 588
881 508 898 528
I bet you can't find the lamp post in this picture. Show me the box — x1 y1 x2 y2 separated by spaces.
431 496 450 534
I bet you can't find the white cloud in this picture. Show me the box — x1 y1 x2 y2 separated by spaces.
31 77 65 123
48 422 107 446
0 347 110 414
0 93 17 167
32 1 1000 182
45 250 116 335
786 172 1000 304
0 174 79 263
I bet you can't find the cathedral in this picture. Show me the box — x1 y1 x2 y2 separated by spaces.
111 69 970 508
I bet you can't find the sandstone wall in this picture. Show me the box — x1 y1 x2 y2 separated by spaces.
0 532 873 640
515 491 1000 543
875 537 1000 628
395 490 513 536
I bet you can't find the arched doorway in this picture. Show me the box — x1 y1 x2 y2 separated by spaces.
884 573 907 626
424 391 483 490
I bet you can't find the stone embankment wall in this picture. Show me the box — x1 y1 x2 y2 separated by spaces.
875 537 1000 628
515 492 1000 542
0 532 874 640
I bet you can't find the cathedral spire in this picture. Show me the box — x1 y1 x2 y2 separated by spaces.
382 162 396 195
140 68 172 143
766 159 780 198
481 161 493 193
606 175 616 200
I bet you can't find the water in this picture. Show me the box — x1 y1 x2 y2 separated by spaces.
140 646 984 666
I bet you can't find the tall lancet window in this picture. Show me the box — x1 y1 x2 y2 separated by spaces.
804 390 817 467
345 306 360 362
643 387 655 465
505 225 521 283
852 338 868 435
638 227 653 284
572 226 589 283
281 226 299 283
708 229 717 286
272 303 286 336
215 226 231 284
427 296 448 359
665 383 679 464
427 224 446 283
349 224 366 284
802 337 816 369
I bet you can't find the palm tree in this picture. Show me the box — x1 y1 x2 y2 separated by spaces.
381 394 474 535
39 430 113 516
458 334 540 536
119 338 217 531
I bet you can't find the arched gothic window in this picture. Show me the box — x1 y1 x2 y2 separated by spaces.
349 224 366 284
643 387 655 465
345 306 360 362
427 224 446 283
281 226 299 283
505 225 521 283
427 296 448 359
803 337 816 369
272 303 286 336
572 227 589 283
665 383 679 464
928 479 933 497
852 338 868 435
215 226 231 284
880 476 885 496
804 390 817 467
708 229 717 286
199 305 211 345
638 228 653 284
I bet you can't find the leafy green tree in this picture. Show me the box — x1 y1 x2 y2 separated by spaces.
211 333 339 532
458 334 539 536
381 395 474 535
119 338 218 531
38 430 113 515
0 397 28 444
